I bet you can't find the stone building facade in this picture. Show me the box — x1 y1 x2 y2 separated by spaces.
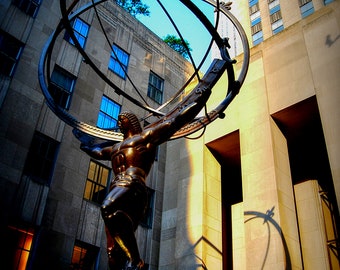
0 1 193 269
1 0 340 269
159 0 339 269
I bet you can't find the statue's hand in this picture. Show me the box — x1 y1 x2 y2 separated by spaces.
80 142 90 150
72 128 95 145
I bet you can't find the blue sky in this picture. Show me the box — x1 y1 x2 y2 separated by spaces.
137 1 215 73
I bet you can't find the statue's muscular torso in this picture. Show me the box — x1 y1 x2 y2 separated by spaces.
110 133 156 179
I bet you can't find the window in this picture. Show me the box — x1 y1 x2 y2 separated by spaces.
64 17 90 48
250 13 261 26
249 0 263 46
97 96 121 129
108 44 129 79
49 66 76 110
299 0 314 18
249 0 258 6
268 0 280 7
269 3 280 14
324 0 334 4
249 3 260 24
84 160 110 204
249 2 259 14
23 131 60 185
12 0 41 18
140 187 155 229
4 225 34 270
252 30 263 46
268 0 284 34
70 240 99 270
0 30 24 77
270 10 284 34
148 71 164 104
272 19 284 34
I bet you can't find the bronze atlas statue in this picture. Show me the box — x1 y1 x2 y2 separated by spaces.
38 1 249 269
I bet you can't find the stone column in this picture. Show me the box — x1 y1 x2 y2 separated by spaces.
294 180 332 269
241 117 303 269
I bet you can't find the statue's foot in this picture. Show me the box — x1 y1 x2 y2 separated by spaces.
107 245 127 270
125 259 144 270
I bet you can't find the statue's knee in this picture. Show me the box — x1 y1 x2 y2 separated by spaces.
116 211 135 230
101 201 114 220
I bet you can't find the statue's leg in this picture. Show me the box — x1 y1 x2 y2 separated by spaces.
101 186 145 269
105 226 127 269
112 211 143 266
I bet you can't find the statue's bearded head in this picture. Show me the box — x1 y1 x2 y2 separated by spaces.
118 112 142 136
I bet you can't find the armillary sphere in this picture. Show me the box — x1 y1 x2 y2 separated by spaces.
38 0 250 142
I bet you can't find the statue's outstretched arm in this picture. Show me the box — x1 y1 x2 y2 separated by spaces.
148 86 212 146
80 141 114 160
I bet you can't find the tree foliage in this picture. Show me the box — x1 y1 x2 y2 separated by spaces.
163 34 192 60
115 0 150 17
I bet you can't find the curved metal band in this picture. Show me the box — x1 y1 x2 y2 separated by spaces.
38 0 249 141
171 2 250 139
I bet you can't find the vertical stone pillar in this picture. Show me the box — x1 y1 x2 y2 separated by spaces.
241 117 302 269
202 146 223 269
303 2 340 212
160 137 223 269
294 180 331 269
232 202 246 270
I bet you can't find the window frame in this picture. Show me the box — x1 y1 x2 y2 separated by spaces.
147 71 164 104
249 0 258 7
299 0 314 18
97 95 121 130
83 160 111 205
64 17 90 49
70 240 99 270
23 131 60 185
5 225 34 270
108 44 129 79
140 187 155 229
269 5 280 15
252 30 263 46
0 30 24 77
272 19 284 34
49 66 76 110
12 0 41 18
249 2 259 14
268 0 280 9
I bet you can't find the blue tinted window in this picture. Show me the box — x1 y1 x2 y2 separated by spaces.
108 45 129 79
300 2 314 18
64 18 89 48
270 10 284 35
252 31 263 46
251 17 261 26
249 0 258 7
97 96 121 129
270 5 280 15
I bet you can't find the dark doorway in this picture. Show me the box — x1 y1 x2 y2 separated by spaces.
272 95 339 257
207 130 243 270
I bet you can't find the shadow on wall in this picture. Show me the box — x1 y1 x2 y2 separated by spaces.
325 34 340 47
244 207 292 270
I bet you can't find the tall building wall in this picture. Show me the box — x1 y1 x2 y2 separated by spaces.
1 1 339 269
161 1 340 269
213 0 338 57
0 1 193 269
